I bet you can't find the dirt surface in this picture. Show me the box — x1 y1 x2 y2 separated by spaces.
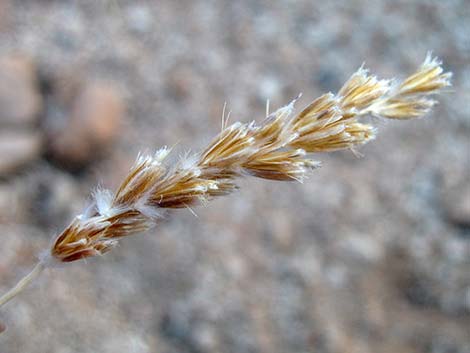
0 1 469 352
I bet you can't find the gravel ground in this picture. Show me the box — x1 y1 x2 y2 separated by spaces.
0 1 469 352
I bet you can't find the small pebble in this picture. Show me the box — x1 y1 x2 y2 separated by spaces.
48 81 124 169
127 4 153 34
0 130 42 175
0 54 42 126
443 183 470 228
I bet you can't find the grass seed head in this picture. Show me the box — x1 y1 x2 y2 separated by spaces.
50 54 451 263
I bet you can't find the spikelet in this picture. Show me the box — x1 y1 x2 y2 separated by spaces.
366 54 452 119
49 54 451 263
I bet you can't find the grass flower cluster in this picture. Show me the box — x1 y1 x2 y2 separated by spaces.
0 54 451 313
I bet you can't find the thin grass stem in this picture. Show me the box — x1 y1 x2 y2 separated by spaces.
0 262 45 308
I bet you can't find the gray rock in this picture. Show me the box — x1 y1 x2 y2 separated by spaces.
443 182 470 228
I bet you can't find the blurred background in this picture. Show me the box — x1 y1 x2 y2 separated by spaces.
0 1 469 352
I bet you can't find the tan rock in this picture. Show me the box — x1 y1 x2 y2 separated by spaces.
0 130 42 175
0 183 23 223
0 54 42 126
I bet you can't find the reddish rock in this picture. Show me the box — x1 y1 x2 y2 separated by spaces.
48 81 124 168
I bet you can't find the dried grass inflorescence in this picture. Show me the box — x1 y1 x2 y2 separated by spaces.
49 54 451 263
